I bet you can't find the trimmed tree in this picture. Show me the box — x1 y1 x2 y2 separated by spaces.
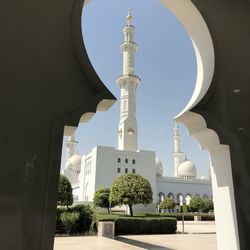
110 173 153 216
93 187 114 213
57 174 73 207
189 196 205 212
203 198 214 213
160 198 176 212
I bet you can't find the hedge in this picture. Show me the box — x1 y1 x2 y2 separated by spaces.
56 204 93 234
114 217 177 235
96 213 177 235
96 213 121 221
136 212 215 221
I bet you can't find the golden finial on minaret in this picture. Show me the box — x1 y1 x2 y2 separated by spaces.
126 8 132 25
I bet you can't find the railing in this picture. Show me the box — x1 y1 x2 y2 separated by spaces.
157 176 211 184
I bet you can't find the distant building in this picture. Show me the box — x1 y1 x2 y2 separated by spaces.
62 9 211 212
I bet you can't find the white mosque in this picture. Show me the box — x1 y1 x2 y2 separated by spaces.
62 10 212 212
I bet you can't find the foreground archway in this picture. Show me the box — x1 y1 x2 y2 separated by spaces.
172 1 250 250
0 0 116 249
0 0 247 249
83 0 243 249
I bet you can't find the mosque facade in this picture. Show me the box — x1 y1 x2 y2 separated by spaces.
62 10 212 212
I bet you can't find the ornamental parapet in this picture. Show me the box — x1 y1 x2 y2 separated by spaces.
157 176 211 184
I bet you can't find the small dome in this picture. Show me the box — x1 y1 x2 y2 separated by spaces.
178 160 196 178
155 157 163 176
66 154 81 170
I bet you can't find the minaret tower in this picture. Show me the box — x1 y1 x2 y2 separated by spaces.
172 121 185 176
65 133 78 163
116 9 141 152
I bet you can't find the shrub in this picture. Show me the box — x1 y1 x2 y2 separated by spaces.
96 213 121 221
94 213 177 235
135 212 215 221
136 212 160 217
56 204 93 234
61 211 79 234
201 214 215 221
56 207 68 233
114 217 177 235
70 204 93 233
95 213 177 235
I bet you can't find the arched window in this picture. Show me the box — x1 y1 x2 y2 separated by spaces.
185 194 192 206
132 159 135 164
158 192 165 203
177 193 184 206
167 192 174 200
125 159 128 164
125 168 128 173
117 158 121 163
132 169 135 173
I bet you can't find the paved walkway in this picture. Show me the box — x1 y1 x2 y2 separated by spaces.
54 221 217 250
176 221 216 234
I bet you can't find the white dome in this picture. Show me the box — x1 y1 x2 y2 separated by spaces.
155 157 163 176
178 160 196 178
66 154 81 170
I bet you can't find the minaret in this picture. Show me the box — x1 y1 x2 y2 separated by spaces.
116 9 141 152
65 133 78 163
172 122 184 176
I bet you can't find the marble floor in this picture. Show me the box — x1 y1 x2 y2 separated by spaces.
54 221 217 250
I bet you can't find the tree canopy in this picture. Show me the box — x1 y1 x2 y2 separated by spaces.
160 198 176 212
57 174 73 207
93 187 115 213
188 196 205 212
203 198 214 212
110 173 153 216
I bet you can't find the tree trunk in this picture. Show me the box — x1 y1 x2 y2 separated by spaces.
129 205 133 216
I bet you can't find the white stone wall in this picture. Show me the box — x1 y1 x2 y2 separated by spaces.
95 146 117 192
79 149 97 202
78 146 156 203
76 145 211 212
135 150 157 202
156 176 212 203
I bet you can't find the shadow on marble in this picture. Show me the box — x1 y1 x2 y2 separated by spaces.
115 236 173 250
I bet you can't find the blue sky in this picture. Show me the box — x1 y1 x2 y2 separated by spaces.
61 0 210 177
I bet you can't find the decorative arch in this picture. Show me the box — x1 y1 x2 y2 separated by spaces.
158 192 165 203
176 193 184 205
83 1 241 249
167 192 174 200
185 194 192 206
175 112 239 250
